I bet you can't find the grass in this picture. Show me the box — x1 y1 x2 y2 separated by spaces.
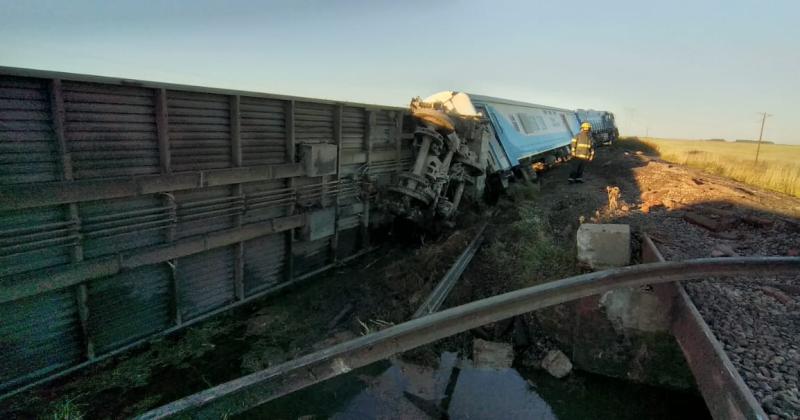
620 137 800 198
49 398 84 420
482 185 577 292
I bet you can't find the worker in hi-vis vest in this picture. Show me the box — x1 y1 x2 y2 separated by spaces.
569 122 595 183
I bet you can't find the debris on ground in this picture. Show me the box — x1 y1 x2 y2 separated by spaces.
450 139 799 417
607 186 621 211
541 350 573 379
472 339 514 369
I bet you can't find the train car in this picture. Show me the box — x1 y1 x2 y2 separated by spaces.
575 109 619 145
420 92 580 181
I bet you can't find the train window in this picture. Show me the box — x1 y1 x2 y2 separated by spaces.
508 114 522 132
536 116 547 129
517 113 539 133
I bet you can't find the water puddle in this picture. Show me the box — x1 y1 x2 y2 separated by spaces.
238 352 709 419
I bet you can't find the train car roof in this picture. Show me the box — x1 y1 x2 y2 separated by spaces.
467 93 576 113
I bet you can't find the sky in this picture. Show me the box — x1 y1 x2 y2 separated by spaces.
1 0 798 144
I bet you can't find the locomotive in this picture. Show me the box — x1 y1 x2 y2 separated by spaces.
576 109 619 145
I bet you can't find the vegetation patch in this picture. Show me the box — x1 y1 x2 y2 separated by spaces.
621 137 800 198
474 184 579 297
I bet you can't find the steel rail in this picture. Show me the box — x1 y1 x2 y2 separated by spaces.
413 222 487 318
139 256 800 419
643 236 769 420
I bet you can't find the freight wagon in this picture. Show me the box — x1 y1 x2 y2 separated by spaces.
0 66 416 395
0 68 616 396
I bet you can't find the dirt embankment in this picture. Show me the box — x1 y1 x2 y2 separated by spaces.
445 138 800 419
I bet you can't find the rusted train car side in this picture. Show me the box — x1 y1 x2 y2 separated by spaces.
0 67 414 395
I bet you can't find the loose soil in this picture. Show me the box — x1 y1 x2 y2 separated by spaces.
445 138 800 419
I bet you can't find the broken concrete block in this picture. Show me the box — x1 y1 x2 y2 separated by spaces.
472 339 514 369
576 224 631 269
599 288 671 333
541 349 572 378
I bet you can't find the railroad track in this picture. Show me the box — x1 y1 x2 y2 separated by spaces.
138 255 800 419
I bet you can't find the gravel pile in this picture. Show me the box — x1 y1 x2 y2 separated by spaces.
654 215 799 418
685 277 800 419
537 148 800 417
623 163 800 418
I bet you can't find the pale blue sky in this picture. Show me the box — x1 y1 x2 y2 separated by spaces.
1 1 797 144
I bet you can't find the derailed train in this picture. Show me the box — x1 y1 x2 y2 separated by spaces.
0 67 616 393
384 91 617 224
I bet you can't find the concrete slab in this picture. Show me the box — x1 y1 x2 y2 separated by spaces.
576 224 631 269
472 339 514 369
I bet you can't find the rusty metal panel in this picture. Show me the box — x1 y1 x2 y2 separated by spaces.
294 177 325 208
337 214 361 231
0 205 73 277
0 288 82 391
341 106 365 149
167 90 232 172
371 110 398 150
242 180 290 225
295 101 334 144
298 143 338 176
0 76 60 184
174 185 241 240
299 208 336 241
336 176 363 206
243 232 286 296
79 194 170 259
335 227 360 260
62 81 160 179
177 246 236 320
0 66 415 395
240 96 286 166
87 263 172 354
293 237 331 276
338 162 363 177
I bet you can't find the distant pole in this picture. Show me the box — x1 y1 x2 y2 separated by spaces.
754 112 772 163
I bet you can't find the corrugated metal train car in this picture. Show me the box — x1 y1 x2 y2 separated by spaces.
0 70 617 396
0 66 415 395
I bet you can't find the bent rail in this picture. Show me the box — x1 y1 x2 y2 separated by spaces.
139 257 800 419
643 235 768 420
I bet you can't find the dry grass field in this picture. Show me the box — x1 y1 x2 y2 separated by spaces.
621 137 800 198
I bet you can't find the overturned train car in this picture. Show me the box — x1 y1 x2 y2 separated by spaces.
383 91 583 223
0 68 609 395
0 66 418 394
